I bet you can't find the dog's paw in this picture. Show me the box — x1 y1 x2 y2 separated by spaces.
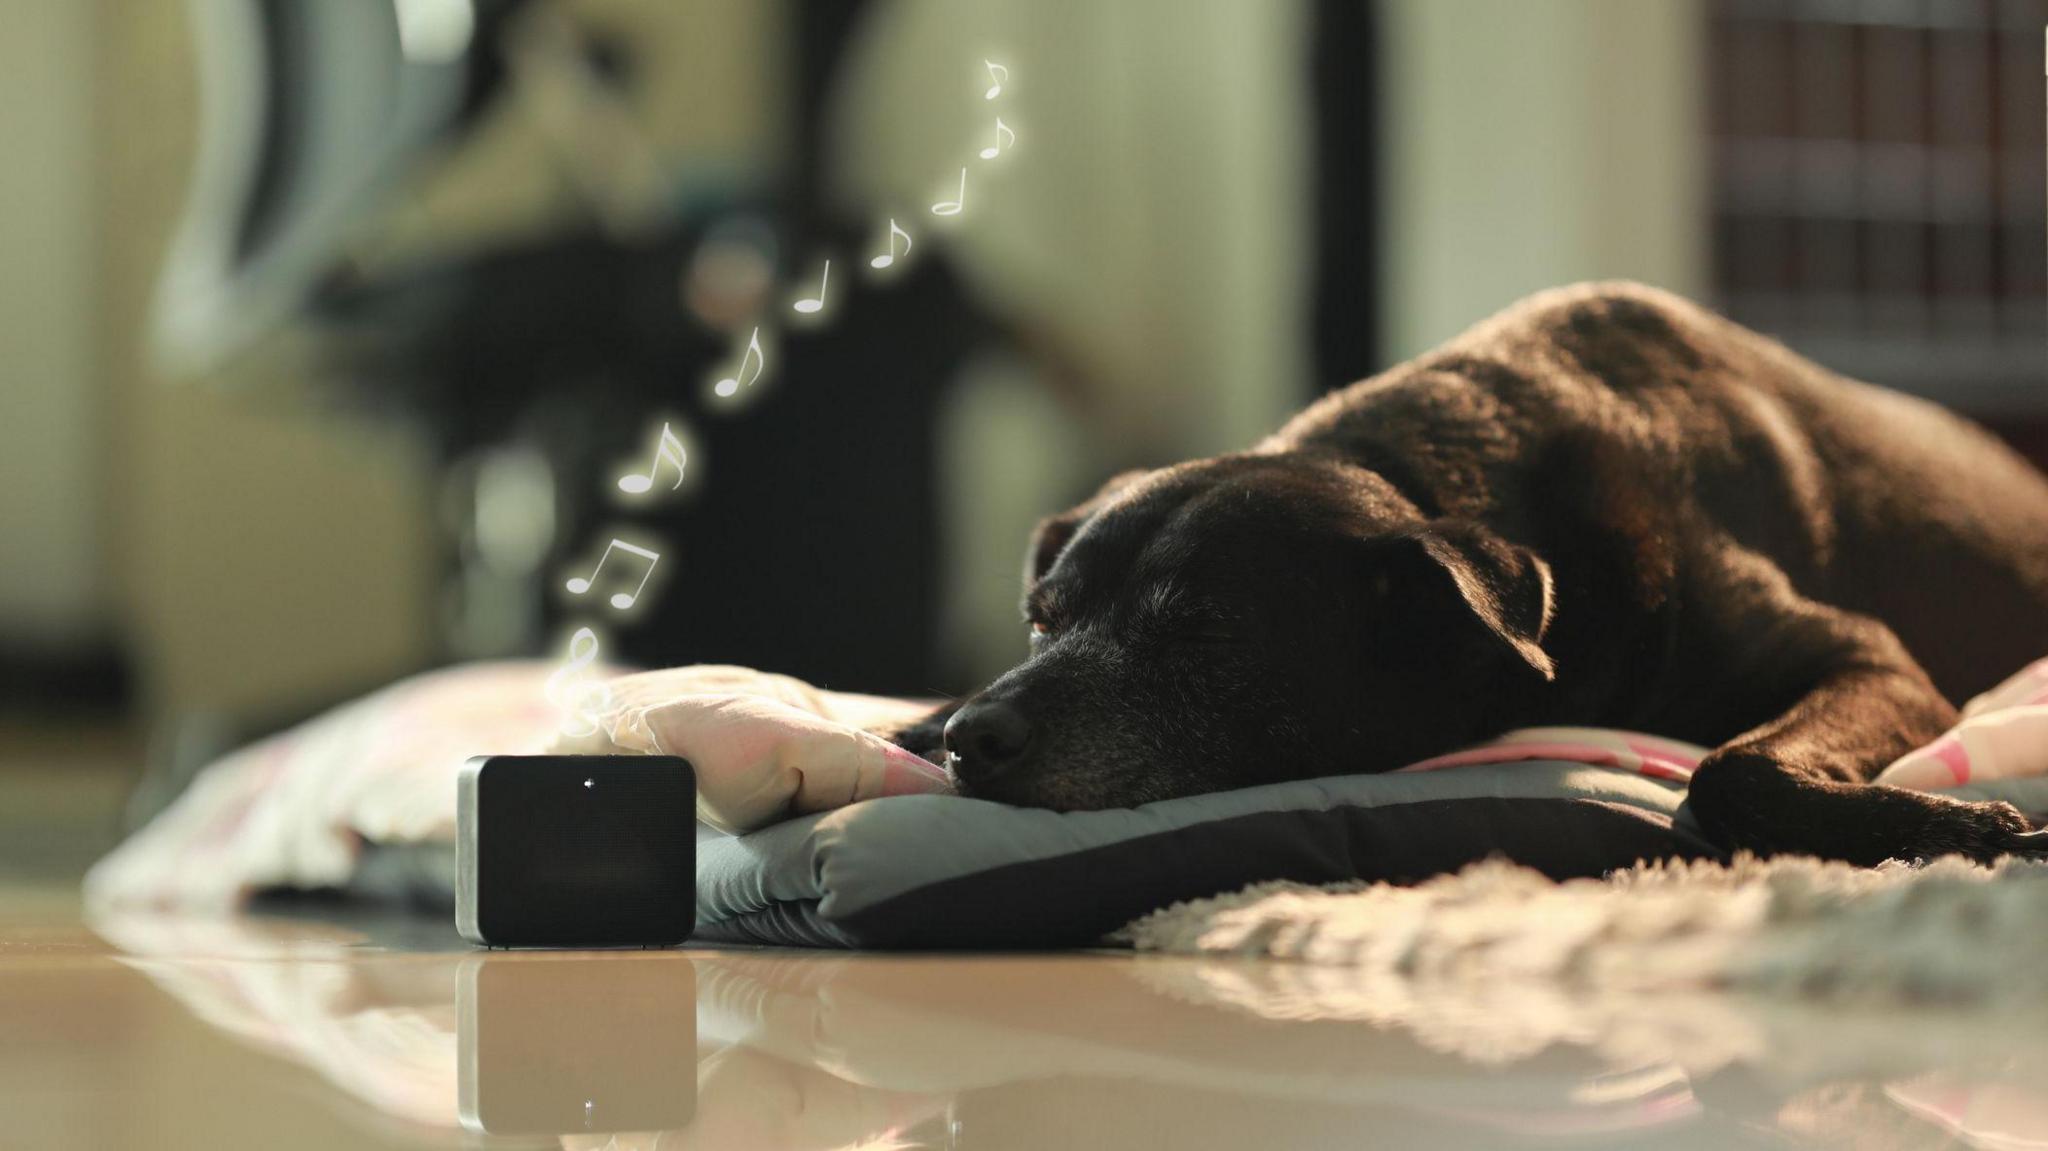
1899 798 2041 865
2003 827 2048 860
1688 753 2044 865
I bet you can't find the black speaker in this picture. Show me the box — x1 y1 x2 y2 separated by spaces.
457 755 696 947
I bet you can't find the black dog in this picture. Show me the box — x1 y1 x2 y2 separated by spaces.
889 282 2048 865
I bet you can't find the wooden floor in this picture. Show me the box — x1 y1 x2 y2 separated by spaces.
5 719 2046 1150
1 897 2044 1148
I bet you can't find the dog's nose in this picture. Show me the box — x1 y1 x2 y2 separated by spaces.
944 700 1034 782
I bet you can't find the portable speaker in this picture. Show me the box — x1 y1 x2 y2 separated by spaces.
458 954 697 1135
457 755 696 947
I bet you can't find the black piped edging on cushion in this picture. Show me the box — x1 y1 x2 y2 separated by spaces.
808 797 1723 951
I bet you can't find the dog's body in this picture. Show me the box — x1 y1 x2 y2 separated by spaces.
894 282 2048 864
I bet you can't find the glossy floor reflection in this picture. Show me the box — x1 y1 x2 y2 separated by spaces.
7 903 2046 1149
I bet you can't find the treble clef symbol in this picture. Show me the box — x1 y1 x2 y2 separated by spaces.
544 627 612 737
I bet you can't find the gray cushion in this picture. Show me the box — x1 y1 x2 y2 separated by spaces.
693 762 1721 948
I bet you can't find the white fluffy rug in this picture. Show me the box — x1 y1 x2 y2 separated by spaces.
1114 855 2048 1009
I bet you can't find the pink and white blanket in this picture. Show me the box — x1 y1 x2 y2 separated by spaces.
83 659 2048 911
1396 656 2048 790
1392 657 2048 791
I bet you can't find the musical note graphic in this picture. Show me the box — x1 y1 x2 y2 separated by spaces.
544 626 611 738
978 117 1015 160
617 422 687 494
868 219 913 270
983 59 1008 100
793 260 830 314
565 538 660 610
712 327 765 398
931 168 967 217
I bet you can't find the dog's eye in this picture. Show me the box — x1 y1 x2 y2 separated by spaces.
1028 620 1051 644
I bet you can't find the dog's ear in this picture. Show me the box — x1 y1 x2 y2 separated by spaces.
1024 470 1151 587
1025 508 1089 589
1371 520 1557 682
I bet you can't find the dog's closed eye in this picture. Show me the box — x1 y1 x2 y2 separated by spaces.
1131 584 1244 646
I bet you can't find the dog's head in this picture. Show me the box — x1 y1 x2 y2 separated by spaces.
943 452 1557 809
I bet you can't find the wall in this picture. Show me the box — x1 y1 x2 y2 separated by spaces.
1379 0 1708 359
0 1 104 650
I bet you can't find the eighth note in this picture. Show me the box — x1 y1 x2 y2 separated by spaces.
979 117 1015 160
793 260 830 315
712 327 765 398
565 538 660 610
618 422 687 494
983 59 1008 100
870 219 913 269
931 168 967 217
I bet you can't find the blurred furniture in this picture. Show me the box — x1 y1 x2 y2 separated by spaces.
150 0 1009 695
1707 0 2047 417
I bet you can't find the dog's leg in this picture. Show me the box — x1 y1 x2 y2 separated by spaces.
1682 544 2045 865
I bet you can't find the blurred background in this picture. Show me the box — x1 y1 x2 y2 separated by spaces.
0 0 2042 890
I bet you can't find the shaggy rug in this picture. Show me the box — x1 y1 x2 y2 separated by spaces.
1113 855 2048 1011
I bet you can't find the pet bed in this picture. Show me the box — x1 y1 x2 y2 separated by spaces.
87 661 2048 952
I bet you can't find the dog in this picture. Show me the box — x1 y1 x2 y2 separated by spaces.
887 282 2048 865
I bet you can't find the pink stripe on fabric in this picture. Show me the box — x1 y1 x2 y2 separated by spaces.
1927 734 1972 786
1393 730 1703 785
1624 737 1704 770
1398 742 1629 774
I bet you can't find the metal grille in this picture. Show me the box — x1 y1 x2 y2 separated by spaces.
1708 0 2047 412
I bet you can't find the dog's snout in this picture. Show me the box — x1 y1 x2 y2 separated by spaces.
944 699 1034 782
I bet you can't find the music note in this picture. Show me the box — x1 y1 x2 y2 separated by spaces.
617 422 687 494
544 627 611 738
869 219 913 269
565 538 660 610
712 327 765 398
978 117 1015 160
931 168 967 217
793 260 830 314
983 59 1008 100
